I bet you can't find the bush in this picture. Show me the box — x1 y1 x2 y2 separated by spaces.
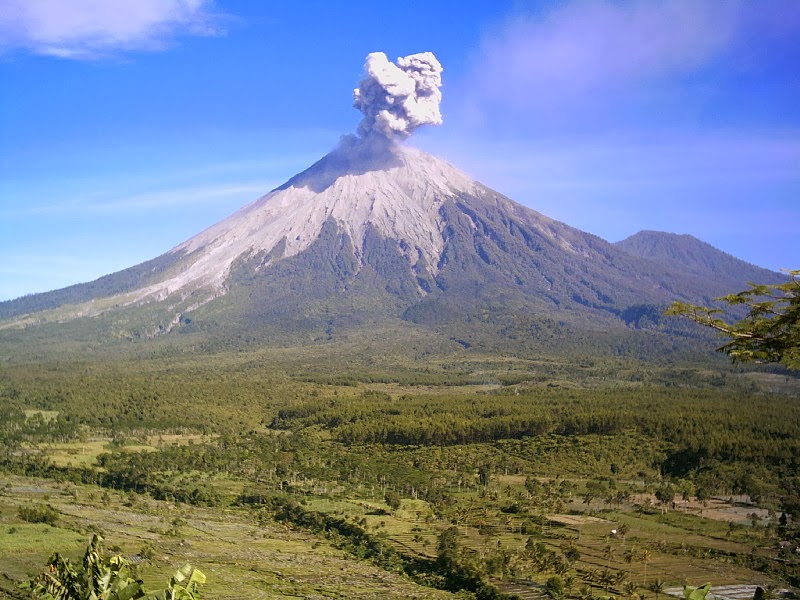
18 503 59 526
546 575 565 599
385 490 402 511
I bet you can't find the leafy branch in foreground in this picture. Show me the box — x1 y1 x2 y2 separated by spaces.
29 534 205 600
667 270 800 370
683 583 711 600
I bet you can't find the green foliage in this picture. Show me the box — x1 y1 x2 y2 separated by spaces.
545 575 565 600
5 366 798 514
384 490 402 511
29 534 205 600
19 503 59 526
668 270 800 370
654 485 676 508
149 564 206 600
683 583 711 600
263 496 511 598
436 527 460 568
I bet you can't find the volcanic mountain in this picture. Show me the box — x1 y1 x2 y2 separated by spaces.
0 136 780 355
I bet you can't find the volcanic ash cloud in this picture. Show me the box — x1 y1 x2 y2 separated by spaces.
353 51 443 139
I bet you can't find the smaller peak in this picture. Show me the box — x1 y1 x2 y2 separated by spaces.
620 230 699 242
616 231 715 258
616 230 779 280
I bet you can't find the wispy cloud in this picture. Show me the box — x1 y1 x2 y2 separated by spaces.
0 0 224 59
458 0 799 132
0 181 278 218
477 2 731 97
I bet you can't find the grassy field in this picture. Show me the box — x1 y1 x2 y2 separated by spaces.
0 475 458 600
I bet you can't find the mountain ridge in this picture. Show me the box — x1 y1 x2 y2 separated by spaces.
615 230 780 285
0 139 782 360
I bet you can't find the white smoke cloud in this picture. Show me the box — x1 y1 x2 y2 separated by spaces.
353 51 443 139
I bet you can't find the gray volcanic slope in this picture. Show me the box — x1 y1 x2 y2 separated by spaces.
0 136 780 350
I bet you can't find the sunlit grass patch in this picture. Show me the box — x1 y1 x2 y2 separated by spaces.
40 440 111 468
0 522 85 555
23 409 59 422
41 440 158 468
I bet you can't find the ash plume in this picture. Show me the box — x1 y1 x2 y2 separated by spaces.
353 51 443 139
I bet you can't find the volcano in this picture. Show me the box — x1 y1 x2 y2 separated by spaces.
0 135 780 355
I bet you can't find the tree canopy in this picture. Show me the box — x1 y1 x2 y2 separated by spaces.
667 270 800 370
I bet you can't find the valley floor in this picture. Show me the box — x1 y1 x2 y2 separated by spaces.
1 352 798 599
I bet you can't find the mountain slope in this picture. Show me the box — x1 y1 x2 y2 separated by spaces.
0 137 780 358
0 252 182 321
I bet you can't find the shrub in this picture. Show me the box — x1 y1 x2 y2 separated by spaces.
546 575 565 599
18 503 59 526
385 490 402 511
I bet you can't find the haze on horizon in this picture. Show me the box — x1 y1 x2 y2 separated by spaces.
0 0 798 302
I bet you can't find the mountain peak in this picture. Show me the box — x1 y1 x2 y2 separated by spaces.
133 137 476 303
279 134 476 198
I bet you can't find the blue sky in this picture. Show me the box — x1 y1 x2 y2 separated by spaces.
1 0 798 302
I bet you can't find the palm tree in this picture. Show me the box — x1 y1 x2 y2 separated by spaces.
640 548 652 586
604 543 616 568
650 578 666 600
600 569 615 594
563 543 581 566
618 522 630 543
624 547 636 580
